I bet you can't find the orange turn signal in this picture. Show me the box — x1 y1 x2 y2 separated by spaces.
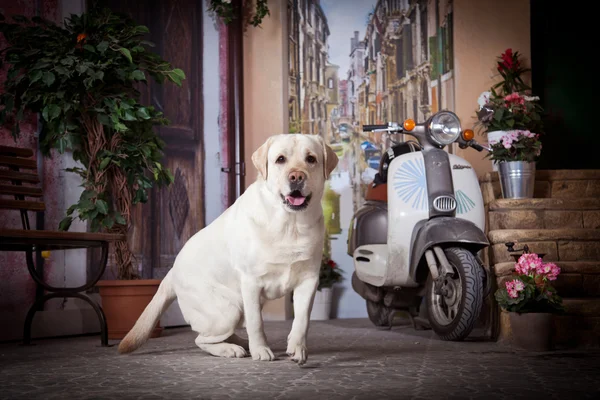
403 119 416 131
462 129 475 141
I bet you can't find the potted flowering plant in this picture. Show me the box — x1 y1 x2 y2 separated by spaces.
495 252 564 351
475 49 545 197
310 255 343 320
486 130 542 198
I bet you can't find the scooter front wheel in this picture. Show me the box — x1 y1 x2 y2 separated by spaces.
426 247 484 341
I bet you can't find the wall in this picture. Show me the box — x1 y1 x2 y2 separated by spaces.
453 0 531 177
243 0 289 185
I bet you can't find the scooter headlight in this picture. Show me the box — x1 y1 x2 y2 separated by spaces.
428 111 461 146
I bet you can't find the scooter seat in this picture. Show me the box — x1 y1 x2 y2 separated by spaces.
365 183 387 202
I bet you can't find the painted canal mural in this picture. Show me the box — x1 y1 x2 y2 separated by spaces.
287 0 455 317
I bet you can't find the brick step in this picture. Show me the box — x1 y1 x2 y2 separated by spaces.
494 262 600 297
487 229 600 264
480 169 600 202
489 198 600 230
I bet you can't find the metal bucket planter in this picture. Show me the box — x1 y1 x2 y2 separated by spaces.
498 161 536 199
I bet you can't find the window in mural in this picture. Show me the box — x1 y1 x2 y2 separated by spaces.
287 0 454 317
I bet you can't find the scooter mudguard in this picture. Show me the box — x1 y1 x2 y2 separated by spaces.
408 217 489 280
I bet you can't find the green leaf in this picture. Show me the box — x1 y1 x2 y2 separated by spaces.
136 107 151 120
114 121 128 132
30 70 43 84
119 47 132 63
99 157 111 170
97 41 109 53
91 218 101 232
42 71 55 86
66 204 77 215
84 44 96 53
102 216 114 229
97 113 111 126
76 64 88 74
59 216 73 231
169 68 186 86
61 56 75 66
131 70 145 81
55 65 69 76
123 110 137 121
96 199 109 215
114 212 126 225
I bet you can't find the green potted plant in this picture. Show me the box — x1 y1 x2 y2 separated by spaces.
494 252 564 351
0 7 185 339
310 255 343 320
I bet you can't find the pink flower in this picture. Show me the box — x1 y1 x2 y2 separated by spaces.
545 263 560 281
505 92 525 105
515 253 543 275
505 279 525 298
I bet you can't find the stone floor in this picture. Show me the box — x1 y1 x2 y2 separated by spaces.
1 318 599 400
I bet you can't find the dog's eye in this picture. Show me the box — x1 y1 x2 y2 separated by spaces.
276 155 286 164
306 155 317 164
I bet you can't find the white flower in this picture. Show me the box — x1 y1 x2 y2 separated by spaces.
523 95 539 102
477 91 491 110
221 0 232 3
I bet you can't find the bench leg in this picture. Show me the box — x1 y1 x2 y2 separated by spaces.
23 292 109 347
23 243 110 347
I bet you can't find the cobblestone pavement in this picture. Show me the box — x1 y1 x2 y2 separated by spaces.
1 318 599 400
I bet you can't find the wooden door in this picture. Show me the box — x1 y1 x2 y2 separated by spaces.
99 0 204 279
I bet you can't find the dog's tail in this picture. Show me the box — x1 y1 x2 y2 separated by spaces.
117 271 176 354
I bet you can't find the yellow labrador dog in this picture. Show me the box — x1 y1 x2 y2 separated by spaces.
118 133 338 365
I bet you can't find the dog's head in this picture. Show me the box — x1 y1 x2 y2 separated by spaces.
252 134 338 212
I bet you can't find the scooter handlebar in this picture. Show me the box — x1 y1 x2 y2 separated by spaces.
363 124 390 132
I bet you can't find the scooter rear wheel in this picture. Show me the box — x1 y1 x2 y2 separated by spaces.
366 300 395 329
426 247 484 341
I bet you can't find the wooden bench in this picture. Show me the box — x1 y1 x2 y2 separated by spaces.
0 145 124 346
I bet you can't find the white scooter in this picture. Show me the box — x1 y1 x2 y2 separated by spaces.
348 111 492 341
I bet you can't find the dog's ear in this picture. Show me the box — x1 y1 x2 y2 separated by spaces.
252 137 273 180
316 135 339 179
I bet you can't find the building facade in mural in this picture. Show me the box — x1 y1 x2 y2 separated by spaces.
288 0 333 136
288 0 454 318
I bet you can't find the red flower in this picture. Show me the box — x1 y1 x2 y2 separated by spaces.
498 48 518 72
327 260 336 268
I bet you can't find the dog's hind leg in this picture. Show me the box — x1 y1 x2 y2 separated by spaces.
188 302 247 358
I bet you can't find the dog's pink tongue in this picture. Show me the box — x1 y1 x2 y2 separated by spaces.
286 195 306 206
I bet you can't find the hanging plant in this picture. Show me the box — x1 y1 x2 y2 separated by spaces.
208 0 270 28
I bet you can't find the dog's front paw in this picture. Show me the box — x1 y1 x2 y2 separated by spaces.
286 342 308 365
250 345 276 361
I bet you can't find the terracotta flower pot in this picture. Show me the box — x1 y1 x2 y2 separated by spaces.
96 279 163 340
509 311 553 351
